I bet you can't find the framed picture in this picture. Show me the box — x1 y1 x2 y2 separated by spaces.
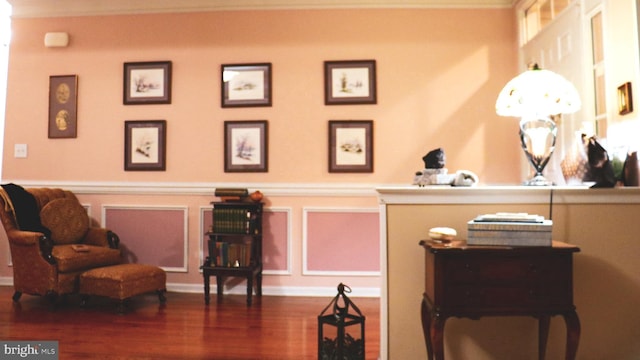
123 61 172 105
221 63 272 108
328 120 374 173
224 120 268 172
124 120 167 171
618 82 633 115
324 60 376 105
48 75 78 138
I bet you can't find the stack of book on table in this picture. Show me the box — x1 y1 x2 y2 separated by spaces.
467 212 552 246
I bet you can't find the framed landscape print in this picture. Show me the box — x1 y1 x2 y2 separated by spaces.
123 61 172 105
324 60 376 105
124 120 167 171
221 63 272 108
48 75 78 138
618 82 633 115
328 120 374 173
224 120 268 172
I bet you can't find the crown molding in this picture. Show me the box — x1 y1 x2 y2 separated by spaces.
7 0 513 18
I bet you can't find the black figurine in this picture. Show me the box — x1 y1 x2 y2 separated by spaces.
423 148 445 169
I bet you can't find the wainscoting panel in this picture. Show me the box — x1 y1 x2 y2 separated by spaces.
303 208 380 276
263 208 291 275
103 205 188 272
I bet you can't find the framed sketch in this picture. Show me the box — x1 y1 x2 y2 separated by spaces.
123 61 172 105
124 120 167 171
324 60 376 105
328 120 374 173
224 120 268 172
618 82 633 115
221 63 272 108
48 75 78 138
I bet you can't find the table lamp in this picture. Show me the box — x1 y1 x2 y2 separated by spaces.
495 63 581 185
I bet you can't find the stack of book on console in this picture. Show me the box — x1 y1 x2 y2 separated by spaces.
467 212 552 247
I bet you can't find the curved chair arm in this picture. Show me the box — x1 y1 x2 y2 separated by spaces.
38 235 55 265
5 229 41 247
107 230 120 249
6 230 56 267
83 228 120 249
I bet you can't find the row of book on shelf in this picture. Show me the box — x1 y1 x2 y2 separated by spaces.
209 242 252 267
213 207 255 234
467 212 552 247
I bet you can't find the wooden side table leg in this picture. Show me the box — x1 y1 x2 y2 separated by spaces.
421 298 434 360
563 310 580 360
538 315 550 360
431 314 446 360
216 276 224 299
256 273 263 296
246 275 253 306
203 273 210 305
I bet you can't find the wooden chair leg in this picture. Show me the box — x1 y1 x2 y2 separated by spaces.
12 291 21 302
157 289 167 304
80 295 90 308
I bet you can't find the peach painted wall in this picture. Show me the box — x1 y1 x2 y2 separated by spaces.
2 8 518 184
0 8 518 298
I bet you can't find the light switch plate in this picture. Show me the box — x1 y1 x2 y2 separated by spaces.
14 144 27 158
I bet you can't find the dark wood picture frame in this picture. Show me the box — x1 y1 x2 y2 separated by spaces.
48 75 78 139
328 120 374 173
123 61 172 105
124 120 167 171
324 60 377 105
221 63 272 108
224 120 268 172
618 82 633 115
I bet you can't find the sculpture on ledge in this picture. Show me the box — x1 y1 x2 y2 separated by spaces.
413 148 479 187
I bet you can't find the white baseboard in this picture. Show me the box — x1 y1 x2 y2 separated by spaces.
0 277 380 298
167 282 380 297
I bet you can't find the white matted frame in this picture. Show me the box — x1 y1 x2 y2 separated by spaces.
221 63 272 107
324 60 376 105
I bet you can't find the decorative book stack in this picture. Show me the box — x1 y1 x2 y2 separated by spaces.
467 212 552 246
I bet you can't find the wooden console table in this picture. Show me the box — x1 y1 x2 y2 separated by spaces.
419 240 580 360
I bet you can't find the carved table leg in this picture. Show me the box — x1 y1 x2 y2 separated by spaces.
563 310 581 360
538 315 550 360
421 298 434 360
421 296 446 360
430 313 446 360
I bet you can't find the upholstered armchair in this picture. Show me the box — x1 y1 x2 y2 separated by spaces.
0 185 122 302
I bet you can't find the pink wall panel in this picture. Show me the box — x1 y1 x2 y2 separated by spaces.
201 209 213 265
105 208 185 269
306 211 379 272
263 211 289 272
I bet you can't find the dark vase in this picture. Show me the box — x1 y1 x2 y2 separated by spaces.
623 151 640 186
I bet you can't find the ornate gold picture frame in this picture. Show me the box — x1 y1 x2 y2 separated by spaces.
48 75 78 139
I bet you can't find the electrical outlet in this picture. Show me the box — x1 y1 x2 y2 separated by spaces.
14 144 27 158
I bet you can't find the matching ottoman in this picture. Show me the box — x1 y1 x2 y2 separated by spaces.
79 263 167 313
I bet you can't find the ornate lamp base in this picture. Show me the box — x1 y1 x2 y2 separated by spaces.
524 173 554 186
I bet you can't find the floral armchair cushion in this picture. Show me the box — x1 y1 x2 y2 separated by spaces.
40 198 90 245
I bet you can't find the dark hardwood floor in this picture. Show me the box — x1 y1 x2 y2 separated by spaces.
0 286 380 359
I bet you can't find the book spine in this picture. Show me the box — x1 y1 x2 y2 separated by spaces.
467 221 552 232
468 230 551 239
467 236 551 246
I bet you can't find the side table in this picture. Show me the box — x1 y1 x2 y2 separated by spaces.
419 240 580 360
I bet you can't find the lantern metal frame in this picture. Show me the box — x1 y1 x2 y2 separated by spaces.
318 283 365 360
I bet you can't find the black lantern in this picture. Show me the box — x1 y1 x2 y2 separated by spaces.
318 283 365 360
